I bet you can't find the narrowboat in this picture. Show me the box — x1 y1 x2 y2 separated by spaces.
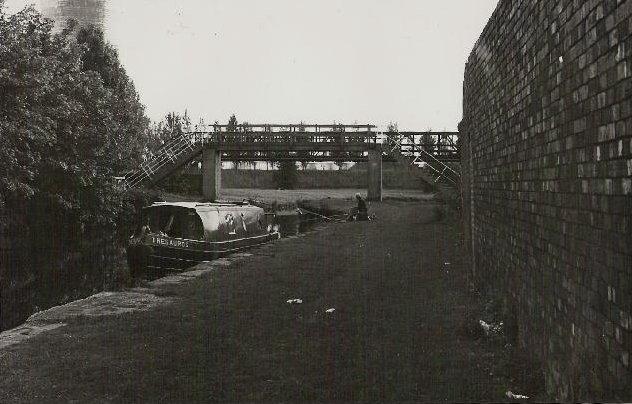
127 201 280 274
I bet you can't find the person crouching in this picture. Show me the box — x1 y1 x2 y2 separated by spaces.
347 193 369 221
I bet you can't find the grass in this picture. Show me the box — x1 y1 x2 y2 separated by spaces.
220 188 434 203
0 199 544 402
159 188 435 213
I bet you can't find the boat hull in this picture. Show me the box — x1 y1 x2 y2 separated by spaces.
126 201 281 274
128 232 280 273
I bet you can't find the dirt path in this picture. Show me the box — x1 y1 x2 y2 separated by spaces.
0 200 537 402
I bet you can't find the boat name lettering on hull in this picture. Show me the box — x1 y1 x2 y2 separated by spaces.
151 237 190 248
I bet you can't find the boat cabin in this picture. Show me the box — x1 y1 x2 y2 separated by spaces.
127 201 279 273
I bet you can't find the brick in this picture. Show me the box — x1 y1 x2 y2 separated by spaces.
461 0 632 400
623 178 632 194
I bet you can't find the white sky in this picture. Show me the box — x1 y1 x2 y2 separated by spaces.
5 0 498 130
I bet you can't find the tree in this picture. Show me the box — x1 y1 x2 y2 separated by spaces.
295 122 310 170
227 114 238 130
0 4 153 249
147 111 191 156
421 132 436 153
384 121 402 155
329 121 348 170
75 25 150 174
226 114 242 170
273 161 298 189
436 134 451 152
0 5 165 330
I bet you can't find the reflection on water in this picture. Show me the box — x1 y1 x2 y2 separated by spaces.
35 0 106 29
275 213 322 238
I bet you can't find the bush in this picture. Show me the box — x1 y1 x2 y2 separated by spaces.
273 161 298 189
433 187 462 221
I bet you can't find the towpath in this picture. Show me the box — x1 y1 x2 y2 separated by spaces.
0 200 538 402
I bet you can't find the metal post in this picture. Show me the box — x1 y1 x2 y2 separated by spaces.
367 149 382 201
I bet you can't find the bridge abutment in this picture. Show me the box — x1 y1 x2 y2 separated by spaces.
202 148 221 201
367 149 382 201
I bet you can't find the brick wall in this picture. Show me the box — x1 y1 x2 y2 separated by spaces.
460 1 632 400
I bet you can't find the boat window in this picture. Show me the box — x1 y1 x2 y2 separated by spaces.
142 207 204 240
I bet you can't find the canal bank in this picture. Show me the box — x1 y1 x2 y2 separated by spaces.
0 199 543 402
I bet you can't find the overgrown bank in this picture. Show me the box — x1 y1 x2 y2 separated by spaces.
0 6 157 331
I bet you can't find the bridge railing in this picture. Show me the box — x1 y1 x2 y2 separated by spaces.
198 123 376 132
186 130 379 147
122 125 460 189
383 132 459 160
123 133 199 189
384 131 460 186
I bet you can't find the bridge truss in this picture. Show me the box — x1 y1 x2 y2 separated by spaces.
383 131 460 186
123 123 460 189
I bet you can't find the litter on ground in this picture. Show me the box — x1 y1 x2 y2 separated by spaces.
505 390 529 400
325 308 335 313
479 319 503 336
286 299 303 304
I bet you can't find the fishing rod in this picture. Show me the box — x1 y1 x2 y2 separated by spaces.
296 207 335 221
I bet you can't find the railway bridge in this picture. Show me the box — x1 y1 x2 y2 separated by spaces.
123 124 459 201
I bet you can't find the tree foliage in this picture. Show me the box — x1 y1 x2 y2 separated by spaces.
0 5 169 330
0 6 150 230
421 133 436 153
227 114 238 131
146 111 191 156
226 114 243 170
273 161 298 189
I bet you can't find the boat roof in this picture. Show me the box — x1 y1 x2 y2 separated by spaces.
146 201 260 210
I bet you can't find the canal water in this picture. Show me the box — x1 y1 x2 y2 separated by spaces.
275 212 324 238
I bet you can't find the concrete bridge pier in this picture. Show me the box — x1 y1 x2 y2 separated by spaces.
367 149 382 201
202 148 221 201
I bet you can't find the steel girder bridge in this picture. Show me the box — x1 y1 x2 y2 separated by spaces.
123 123 460 200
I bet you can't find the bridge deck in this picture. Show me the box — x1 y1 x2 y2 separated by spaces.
124 124 460 189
